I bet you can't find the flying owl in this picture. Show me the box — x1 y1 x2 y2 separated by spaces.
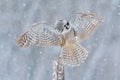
16 13 103 66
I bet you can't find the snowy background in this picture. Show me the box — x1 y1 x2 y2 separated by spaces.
0 0 120 80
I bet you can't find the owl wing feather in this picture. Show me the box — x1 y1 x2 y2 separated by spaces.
16 22 65 47
60 41 88 66
73 13 103 40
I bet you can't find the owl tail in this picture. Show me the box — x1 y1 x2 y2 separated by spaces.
60 42 88 66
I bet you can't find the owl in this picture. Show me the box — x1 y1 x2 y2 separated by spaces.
16 13 103 66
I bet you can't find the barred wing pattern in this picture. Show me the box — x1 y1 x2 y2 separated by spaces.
73 13 103 40
17 23 64 47
60 42 88 66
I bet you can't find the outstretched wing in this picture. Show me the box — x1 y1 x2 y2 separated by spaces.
60 42 88 66
16 22 65 48
72 13 103 40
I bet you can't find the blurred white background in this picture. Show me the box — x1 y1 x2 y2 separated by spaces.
0 0 120 80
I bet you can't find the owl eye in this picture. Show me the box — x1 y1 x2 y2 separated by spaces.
64 25 69 29
66 22 69 26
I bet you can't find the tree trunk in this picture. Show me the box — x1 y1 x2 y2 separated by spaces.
52 57 65 80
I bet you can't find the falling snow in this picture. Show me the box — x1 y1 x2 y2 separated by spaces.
23 3 26 7
117 12 120 16
0 0 120 80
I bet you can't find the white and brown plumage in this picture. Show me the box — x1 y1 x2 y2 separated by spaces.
16 13 103 66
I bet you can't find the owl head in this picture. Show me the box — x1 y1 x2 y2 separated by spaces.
55 20 70 33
